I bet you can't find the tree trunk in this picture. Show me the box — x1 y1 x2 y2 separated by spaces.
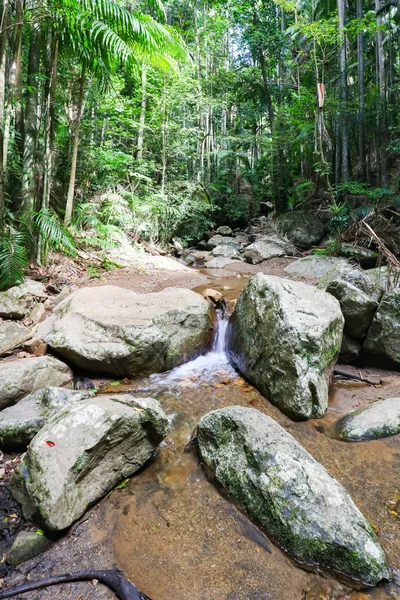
0 0 9 219
64 65 86 226
357 0 366 181
136 63 146 160
375 0 387 185
21 19 41 214
337 0 349 182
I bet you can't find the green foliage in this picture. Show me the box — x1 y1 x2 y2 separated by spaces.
33 209 76 256
0 226 28 291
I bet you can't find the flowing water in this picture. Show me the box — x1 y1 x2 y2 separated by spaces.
97 298 400 600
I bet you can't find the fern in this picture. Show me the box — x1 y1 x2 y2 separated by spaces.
0 227 28 291
33 209 76 257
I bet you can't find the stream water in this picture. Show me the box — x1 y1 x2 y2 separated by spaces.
96 291 400 600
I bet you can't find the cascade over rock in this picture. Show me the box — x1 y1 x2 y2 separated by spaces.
39 285 215 377
227 274 344 419
197 406 391 586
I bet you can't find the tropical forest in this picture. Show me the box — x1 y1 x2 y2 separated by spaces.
0 0 400 599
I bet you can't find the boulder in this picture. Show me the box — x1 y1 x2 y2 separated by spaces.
319 265 381 340
227 274 343 419
340 244 378 269
278 212 325 249
0 357 73 410
244 238 287 264
11 395 169 531
6 530 51 567
364 288 400 366
211 245 243 260
39 286 214 377
216 226 233 236
335 397 400 441
204 257 236 269
285 256 349 279
202 289 224 308
339 334 362 365
0 387 94 450
0 321 30 348
365 267 399 293
205 235 241 251
0 280 46 320
235 233 250 246
197 406 390 586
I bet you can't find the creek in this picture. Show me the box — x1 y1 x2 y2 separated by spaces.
94 274 400 600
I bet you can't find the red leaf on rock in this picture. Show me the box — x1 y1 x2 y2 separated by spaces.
45 441 55 447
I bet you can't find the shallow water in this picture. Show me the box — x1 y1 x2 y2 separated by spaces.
99 307 400 600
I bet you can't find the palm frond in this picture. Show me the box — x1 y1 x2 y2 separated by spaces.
0 227 28 291
33 209 76 257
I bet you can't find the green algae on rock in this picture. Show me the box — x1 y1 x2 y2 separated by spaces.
197 406 391 587
227 274 344 420
11 395 169 531
335 398 400 441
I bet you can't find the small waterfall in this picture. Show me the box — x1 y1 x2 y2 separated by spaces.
212 310 229 355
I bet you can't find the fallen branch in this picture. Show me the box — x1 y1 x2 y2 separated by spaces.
0 324 39 358
333 367 381 385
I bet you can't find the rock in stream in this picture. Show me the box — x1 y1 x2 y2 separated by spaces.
197 406 391 586
335 397 400 441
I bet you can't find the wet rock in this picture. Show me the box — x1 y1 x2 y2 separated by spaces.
6 530 51 567
0 356 73 410
212 245 243 260
244 238 287 264
0 387 94 450
319 264 381 340
39 286 214 378
339 334 362 365
0 280 46 320
278 211 326 249
197 406 390 586
0 321 30 348
216 226 233 236
205 235 241 251
364 288 400 366
285 256 349 279
335 397 400 441
11 395 169 531
340 244 378 269
227 274 343 419
202 288 224 308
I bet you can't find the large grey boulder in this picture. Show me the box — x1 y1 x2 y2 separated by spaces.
216 226 233 236
244 237 288 264
211 245 243 260
0 357 73 410
285 256 349 279
39 286 214 377
0 321 30 348
0 280 46 320
366 267 399 293
319 264 381 340
11 395 169 531
335 397 400 442
0 387 94 450
340 243 378 269
227 274 343 420
205 235 241 251
278 211 325 249
197 406 390 586
364 288 400 366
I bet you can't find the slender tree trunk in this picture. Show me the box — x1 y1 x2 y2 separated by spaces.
0 0 9 219
42 31 58 214
376 0 387 184
357 0 366 181
21 19 41 214
337 0 349 182
64 64 86 226
161 82 167 194
136 63 147 160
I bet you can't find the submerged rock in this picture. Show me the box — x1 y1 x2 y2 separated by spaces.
39 286 214 377
244 237 287 264
197 406 390 586
0 280 46 320
0 387 94 450
0 356 73 410
278 211 325 249
285 256 349 279
7 530 51 567
364 288 400 366
227 274 343 420
335 398 400 441
319 264 381 340
11 395 169 531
